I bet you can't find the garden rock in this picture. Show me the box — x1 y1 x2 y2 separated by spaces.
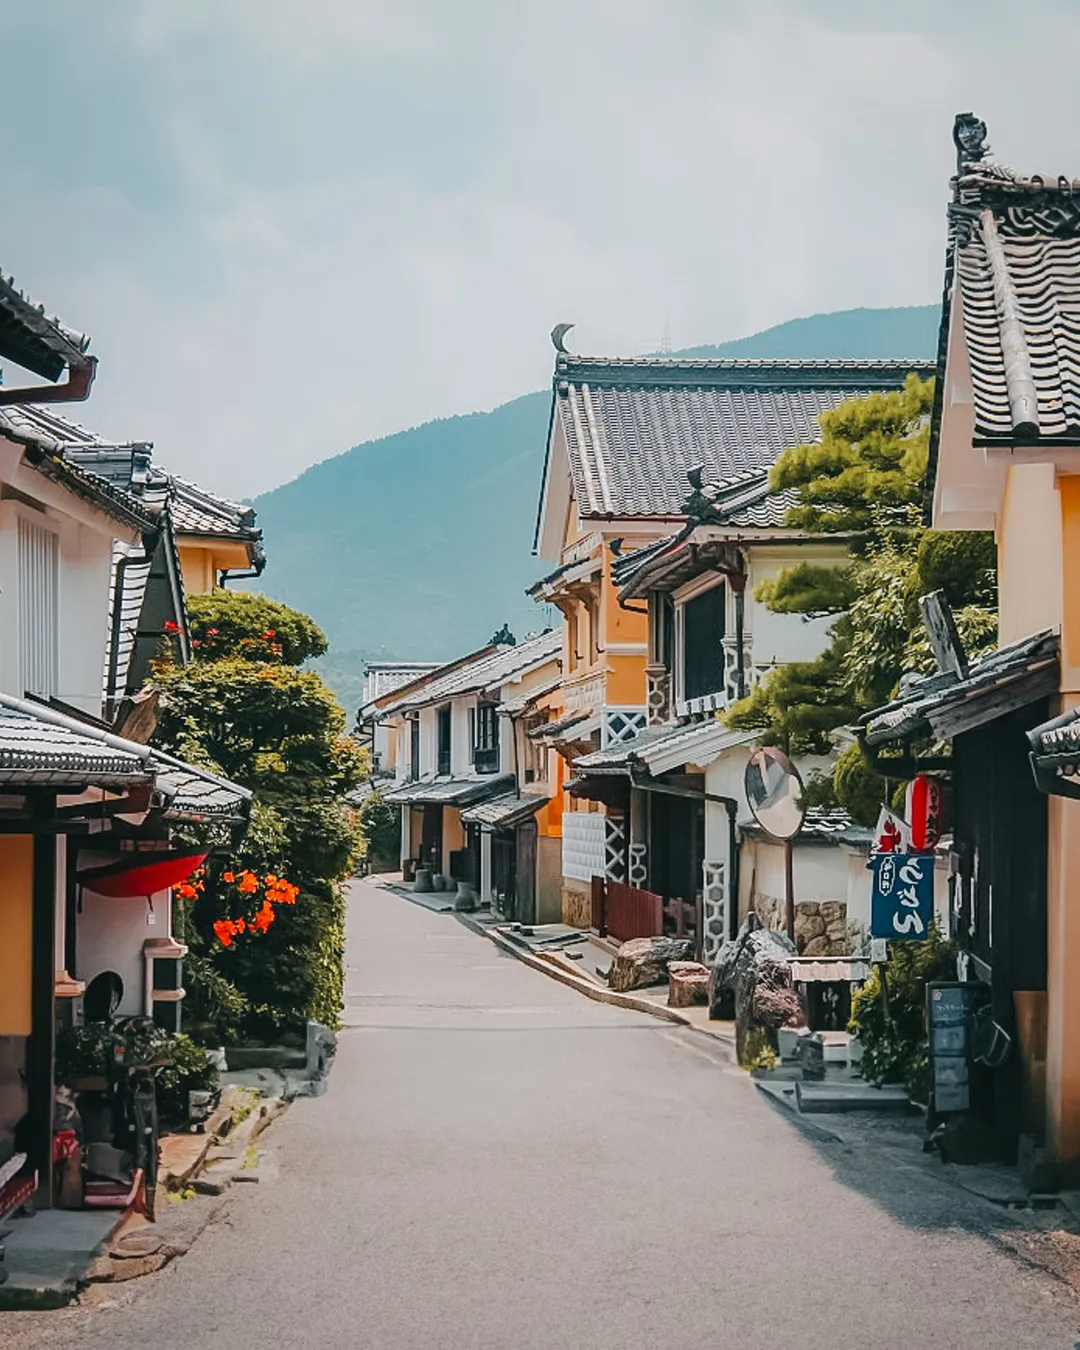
667 962 711 1007
608 936 694 992
710 914 802 1065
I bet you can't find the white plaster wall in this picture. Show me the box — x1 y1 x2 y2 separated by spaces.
738 837 850 925
747 547 843 668
0 491 117 714
75 869 174 1020
418 706 437 776
450 699 473 776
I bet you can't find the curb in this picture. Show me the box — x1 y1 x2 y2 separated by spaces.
455 912 719 1032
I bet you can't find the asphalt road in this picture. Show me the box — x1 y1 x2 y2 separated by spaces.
12 878 1080 1349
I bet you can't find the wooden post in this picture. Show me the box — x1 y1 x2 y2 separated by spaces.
784 837 795 943
28 796 57 1206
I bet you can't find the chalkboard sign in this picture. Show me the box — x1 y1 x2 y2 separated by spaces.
926 982 991 1114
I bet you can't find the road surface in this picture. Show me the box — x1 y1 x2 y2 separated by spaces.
12 878 1080 1349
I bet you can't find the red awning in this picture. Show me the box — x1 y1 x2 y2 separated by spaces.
77 850 207 898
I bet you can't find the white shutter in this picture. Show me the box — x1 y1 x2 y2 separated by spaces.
18 516 59 697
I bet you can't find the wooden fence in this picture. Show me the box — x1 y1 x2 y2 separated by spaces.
591 877 664 944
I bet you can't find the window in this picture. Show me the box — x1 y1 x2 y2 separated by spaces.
682 584 725 700
410 717 420 779
437 706 452 776
475 703 500 774
649 591 675 670
18 516 58 697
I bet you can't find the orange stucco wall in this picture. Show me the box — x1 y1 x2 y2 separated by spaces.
178 540 252 596
1059 475 1080 688
0 836 34 1036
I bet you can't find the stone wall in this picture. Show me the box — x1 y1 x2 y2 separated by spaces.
793 900 850 956
562 878 592 928
750 897 854 957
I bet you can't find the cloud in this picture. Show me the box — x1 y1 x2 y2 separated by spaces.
2 1 1080 497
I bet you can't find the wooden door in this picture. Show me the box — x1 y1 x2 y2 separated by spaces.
516 821 537 925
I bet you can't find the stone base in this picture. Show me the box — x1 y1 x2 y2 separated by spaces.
561 879 592 929
667 962 711 1008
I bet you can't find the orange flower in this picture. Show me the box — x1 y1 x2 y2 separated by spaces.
223 871 235 883
237 871 258 895
235 917 246 933
213 919 235 948
176 882 198 901
253 900 276 933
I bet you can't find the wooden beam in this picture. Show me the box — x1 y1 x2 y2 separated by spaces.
28 796 57 1206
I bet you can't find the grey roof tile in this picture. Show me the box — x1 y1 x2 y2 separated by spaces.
460 790 550 828
378 630 561 716
383 773 514 806
861 630 1059 746
552 356 935 520
0 270 90 382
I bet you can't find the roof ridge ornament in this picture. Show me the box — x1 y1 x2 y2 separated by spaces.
954 112 990 174
551 323 575 355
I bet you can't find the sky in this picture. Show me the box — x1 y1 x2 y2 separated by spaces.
3 0 1080 499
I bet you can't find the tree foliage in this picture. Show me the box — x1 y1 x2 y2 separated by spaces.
154 590 364 1040
187 591 328 665
770 374 933 533
725 377 998 766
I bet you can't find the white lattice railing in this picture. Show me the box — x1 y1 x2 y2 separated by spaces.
601 706 647 748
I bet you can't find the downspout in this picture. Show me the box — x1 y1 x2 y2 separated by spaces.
733 580 746 701
0 357 97 407
219 560 266 586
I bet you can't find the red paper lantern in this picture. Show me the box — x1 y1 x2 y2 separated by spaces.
907 774 944 852
77 850 208 898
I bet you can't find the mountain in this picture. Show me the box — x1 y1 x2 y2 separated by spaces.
252 305 940 709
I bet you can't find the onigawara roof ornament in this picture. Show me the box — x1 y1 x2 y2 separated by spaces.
550 323 575 355
490 623 516 647
953 112 990 171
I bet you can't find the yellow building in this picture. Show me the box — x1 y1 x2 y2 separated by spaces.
532 338 930 927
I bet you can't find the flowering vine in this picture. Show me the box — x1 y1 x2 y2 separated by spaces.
175 866 300 948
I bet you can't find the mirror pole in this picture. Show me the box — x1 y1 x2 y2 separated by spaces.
784 837 795 942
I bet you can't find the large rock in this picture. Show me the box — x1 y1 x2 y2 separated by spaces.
608 936 694 993
667 962 711 1008
709 915 803 1065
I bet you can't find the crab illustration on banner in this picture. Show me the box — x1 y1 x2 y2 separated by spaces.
906 773 944 852
870 851 934 940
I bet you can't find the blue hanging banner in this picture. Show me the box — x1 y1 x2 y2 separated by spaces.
870 851 934 940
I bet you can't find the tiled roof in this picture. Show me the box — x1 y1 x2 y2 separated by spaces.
499 675 562 716
549 355 935 522
0 693 249 816
0 693 154 786
4 404 262 555
742 807 854 842
861 630 1059 747
0 270 91 383
383 773 514 806
0 406 155 534
149 749 252 821
945 117 1080 442
574 722 757 778
460 790 550 829
362 662 441 710
378 630 561 716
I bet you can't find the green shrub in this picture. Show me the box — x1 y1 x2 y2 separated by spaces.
357 791 401 871
833 740 892 826
849 923 956 1100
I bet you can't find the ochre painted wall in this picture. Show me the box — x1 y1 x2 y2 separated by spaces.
178 540 252 597
1059 475 1080 691
0 836 34 1036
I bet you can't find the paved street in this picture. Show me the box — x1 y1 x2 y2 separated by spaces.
11 878 1080 1349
